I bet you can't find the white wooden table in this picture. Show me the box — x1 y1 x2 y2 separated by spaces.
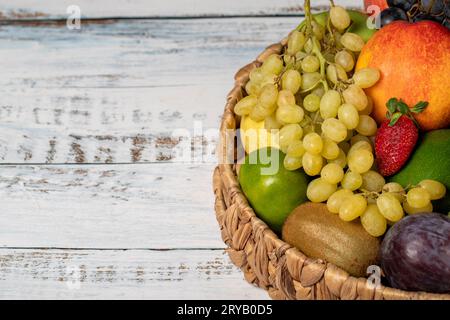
0 0 357 299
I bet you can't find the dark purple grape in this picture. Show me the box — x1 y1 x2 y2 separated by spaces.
380 213 450 293
388 0 417 11
380 7 409 26
445 1 450 17
420 0 445 15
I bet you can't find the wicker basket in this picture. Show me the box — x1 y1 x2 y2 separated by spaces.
213 39 450 300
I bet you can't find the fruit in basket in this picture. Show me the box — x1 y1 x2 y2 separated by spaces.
356 20 450 131
375 99 427 176
239 147 309 233
380 213 450 293
240 115 279 154
390 129 450 212
234 3 449 237
282 203 380 277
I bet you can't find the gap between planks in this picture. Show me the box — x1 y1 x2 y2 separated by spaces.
0 0 361 21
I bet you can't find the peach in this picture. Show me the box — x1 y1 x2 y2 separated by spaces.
356 21 450 131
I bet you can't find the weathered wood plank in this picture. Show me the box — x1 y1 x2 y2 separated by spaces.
0 248 268 299
0 164 223 249
0 18 300 164
0 0 361 20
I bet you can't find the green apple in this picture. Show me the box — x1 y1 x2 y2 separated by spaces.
298 10 376 42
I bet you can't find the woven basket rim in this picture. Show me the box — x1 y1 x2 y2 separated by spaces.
214 39 450 300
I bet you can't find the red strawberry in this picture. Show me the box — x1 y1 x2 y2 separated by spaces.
375 98 428 177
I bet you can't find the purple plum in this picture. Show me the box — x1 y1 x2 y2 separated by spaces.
380 213 450 293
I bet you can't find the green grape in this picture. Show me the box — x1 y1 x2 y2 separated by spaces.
307 178 337 203
259 84 278 109
234 95 257 116
341 171 363 191
282 70 302 94
277 90 296 108
326 64 348 84
330 6 351 30
312 84 326 98
359 96 374 116
340 32 365 52
261 54 284 75
335 50 354 72
356 115 377 136
249 104 270 122
353 68 381 89
279 124 303 153
322 118 348 142
361 170 385 192
284 155 303 171
328 149 347 168
276 105 304 124
338 103 359 130
321 163 344 184
260 73 278 87
418 180 446 200
406 187 431 209
376 193 404 222
350 134 371 146
287 140 306 158
312 21 325 40
320 90 341 119
287 31 306 55
348 140 372 156
360 204 387 237
382 182 405 202
303 132 323 155
303 94 321 112
321 138 340 160
343 84 368 111
249 68 265 83
245 81 260 96
348 149 374 174
403 201 433 215
327 189 353 213
264 114 283 130
301 72 321 91
339 194 367 221
301 55 320 73
303 152 323 176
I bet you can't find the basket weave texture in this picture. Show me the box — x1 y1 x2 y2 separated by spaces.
213 40 450 300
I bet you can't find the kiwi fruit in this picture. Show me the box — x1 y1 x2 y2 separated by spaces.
282 202 380 277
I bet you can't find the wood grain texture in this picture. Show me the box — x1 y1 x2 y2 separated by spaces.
0 0 361 20
0 164 225 249
0 18 301 164
0 248 269 299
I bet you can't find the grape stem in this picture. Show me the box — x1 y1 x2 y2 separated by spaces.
304 0 329 92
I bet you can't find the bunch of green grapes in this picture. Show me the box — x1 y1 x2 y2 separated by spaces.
233 2 447 237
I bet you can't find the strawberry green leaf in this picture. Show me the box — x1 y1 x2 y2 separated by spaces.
411 101 428 114
386 98 398 114
389 112 402 126
397 101 409 114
